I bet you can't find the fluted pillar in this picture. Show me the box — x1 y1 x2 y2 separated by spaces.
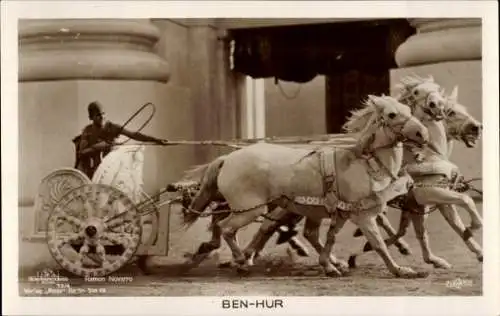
19 19 170 81
19 19 175 246
395 18 481 67
391 18 482 180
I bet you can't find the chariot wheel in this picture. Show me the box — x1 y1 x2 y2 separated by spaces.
46 183 142 277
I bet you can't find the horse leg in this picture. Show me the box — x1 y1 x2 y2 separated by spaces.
185 213 226 268
351 210 424 278
303 217 349 274
376 211 412 256
242 205 283 265
438 204 483 262
245 209 308 264
410 210 452 269
318 213 349 277
353 211 411 255
244 222 278 266
218 204 268 274
413 187 482 233
349 210 411 268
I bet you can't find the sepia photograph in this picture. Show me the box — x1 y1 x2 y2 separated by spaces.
2 1 499 316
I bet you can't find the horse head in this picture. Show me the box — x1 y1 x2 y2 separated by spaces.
345 94 429 154
444 86 482 148
395 75 448 121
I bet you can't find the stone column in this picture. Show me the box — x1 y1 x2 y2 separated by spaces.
19 19 174 253
183 20 239 162
20 19 170 82
391 18 482 180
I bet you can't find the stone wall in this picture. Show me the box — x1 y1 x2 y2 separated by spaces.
18 18 239 270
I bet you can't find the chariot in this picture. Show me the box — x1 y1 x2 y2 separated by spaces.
34 144 177 277
33 132 356 278
32 133 482 278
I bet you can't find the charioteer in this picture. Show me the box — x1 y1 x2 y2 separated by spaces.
73 101 170 179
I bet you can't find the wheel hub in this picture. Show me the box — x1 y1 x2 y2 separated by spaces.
84 225 98 238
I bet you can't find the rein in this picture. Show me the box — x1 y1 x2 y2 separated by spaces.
359 115 414 181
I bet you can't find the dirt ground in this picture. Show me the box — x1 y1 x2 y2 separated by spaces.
18 205 482 296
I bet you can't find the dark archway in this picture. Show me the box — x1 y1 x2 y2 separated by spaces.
229 19 415 133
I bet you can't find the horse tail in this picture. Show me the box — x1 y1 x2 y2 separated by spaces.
181 155 226 227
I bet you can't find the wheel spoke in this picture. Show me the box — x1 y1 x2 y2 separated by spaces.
101 232 130 246
82 197 94 219
55 211 84 228
106 215 129 229
55 233 83 248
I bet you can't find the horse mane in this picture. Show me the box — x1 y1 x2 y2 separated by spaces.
392 74 440 105
342 97 378 135
447 97 468 114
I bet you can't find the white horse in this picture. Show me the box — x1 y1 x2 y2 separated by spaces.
348 85 483 268
231 76 451 264
179 75 448 271
182 95 430 278
244 83 483 271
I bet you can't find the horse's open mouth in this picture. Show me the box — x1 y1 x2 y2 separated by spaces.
424 109 445 121
462 134 480 148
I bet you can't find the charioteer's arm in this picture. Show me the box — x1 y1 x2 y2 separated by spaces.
116 123 173 145
79 141 114 156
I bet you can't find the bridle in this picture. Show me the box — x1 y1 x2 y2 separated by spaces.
358 113 422 181
444 107 477 141
401 84 445 120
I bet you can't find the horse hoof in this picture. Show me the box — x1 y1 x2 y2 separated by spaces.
348 256 357 268
477 255 483 263
333 260 349 273
430 258 452 269
325 269 342 278
400 248 411 256
397 246 411 256
236 266 251 276
296 248 309 257
397 267 429 279
336 267 350 275
415 271 430 278
463 228 473 241
218 261 233 268
276 229 298 245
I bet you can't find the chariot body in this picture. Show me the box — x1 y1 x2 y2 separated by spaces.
34 144 174 277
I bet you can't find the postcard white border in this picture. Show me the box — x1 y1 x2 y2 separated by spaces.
2 1 499 315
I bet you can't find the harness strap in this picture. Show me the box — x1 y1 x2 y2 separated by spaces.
320 149 336 194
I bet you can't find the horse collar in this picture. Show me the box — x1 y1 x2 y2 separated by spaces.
362 153 399 181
